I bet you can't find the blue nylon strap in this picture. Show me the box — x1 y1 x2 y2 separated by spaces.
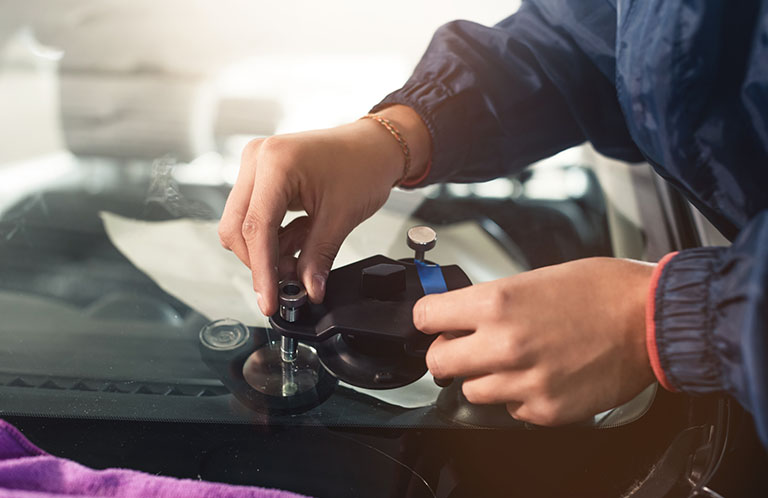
414 260 448 295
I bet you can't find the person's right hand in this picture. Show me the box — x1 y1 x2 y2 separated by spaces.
218 105 431 316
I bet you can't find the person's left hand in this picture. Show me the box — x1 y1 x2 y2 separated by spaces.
413 257 656 426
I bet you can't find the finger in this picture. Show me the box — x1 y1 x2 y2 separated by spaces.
218 150 261 267
506 402 555 426
278 216 311 258
278 255 298 281
412 285 482 335
425 331 511 379
505 402 524 419
461 371 531 405
242 170 291 316
296 209 354 303
224 229 250 268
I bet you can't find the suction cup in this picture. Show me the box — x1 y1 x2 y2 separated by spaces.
315 333 428 389
200 318 254 351
436 379 526 428
241 341 336 414
198 319 335 415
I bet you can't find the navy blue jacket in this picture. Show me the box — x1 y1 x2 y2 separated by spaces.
373 0 768 444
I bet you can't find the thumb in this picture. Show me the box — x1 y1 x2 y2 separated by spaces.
297 212 355 303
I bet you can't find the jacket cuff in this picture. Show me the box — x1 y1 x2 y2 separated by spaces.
649 247 728 393
371 81 460 188
646 252 679 391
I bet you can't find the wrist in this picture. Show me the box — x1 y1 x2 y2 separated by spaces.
374 105 432 184
624 260 657 387
349 118 407 187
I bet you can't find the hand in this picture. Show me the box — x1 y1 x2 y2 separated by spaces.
218 105 431 315
413 257 656 426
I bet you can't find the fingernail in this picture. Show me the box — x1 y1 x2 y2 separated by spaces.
312 273 326 299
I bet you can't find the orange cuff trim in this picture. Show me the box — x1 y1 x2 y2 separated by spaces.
646 251 680 392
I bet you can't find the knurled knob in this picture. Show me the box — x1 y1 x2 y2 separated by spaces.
407 226 437 262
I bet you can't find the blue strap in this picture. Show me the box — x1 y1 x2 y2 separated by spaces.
415 260 448 295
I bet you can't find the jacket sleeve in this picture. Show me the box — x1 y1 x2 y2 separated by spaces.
371 0 644 187
649 210 768 445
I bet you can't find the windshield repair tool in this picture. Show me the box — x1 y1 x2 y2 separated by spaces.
269 225 472 389
198 318 336 415
276 280 305 396
278 280 306 362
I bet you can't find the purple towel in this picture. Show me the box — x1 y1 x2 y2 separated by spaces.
0 420 310 498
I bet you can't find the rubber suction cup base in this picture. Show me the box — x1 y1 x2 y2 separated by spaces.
436 379 527 428
315 334 427 389
241 342 336 414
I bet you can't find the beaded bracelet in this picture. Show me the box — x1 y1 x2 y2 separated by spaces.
361 113 412 186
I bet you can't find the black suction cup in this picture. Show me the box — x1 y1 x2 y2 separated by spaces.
315 333 428 389
436 379 527 428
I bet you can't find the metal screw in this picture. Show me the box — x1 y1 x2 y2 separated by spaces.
407 226 437 262
278 280 307 362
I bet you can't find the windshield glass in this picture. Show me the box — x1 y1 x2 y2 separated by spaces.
0 1 669 430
